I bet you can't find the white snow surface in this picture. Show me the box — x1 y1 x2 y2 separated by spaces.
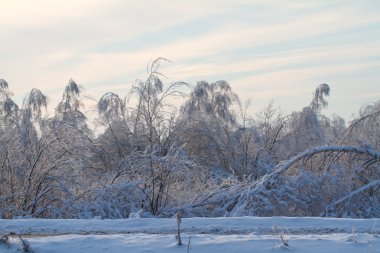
1 217 380 253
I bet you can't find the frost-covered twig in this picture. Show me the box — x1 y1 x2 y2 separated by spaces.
272 225 290 249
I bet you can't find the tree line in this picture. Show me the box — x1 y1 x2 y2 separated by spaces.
1 58 379 219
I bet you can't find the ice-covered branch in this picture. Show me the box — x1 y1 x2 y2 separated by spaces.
322 179 380 216
272 145 380 176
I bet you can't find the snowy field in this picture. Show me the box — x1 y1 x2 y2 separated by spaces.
1 217 380 253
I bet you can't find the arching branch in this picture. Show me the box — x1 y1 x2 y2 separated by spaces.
252 145 380 191
321 179 380 216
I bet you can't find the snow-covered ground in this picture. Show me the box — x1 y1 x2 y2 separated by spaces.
1 217 380 253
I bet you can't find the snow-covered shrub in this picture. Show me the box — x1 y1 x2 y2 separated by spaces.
81 182 145 219
117 148 209 216
224 170 322 216
338 101 380 150
323 180 380 218
188 176 246 217
199 146 380 218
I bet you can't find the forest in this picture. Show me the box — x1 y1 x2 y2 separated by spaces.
0 58 379 219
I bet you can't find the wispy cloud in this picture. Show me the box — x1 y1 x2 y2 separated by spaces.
0 0 379 120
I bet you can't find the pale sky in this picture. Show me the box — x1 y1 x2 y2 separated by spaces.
1 0 379 121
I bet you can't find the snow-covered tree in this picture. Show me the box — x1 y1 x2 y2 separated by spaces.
310 83 330 112
54 79 90 134
179 80 241 175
